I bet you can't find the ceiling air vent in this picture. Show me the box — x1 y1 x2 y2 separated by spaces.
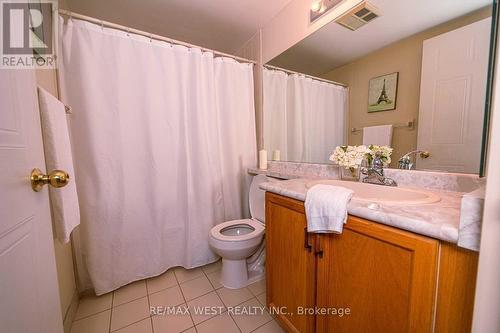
335 1 380 31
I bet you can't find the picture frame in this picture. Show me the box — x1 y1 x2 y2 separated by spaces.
368 72 399 112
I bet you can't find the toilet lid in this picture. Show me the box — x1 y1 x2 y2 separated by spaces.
249 174 269 223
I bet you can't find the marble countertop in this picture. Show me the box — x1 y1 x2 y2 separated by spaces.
260 178 466 245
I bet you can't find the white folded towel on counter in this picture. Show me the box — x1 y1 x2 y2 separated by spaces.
362 125 393 147
38 87 80 243
305 185 354 233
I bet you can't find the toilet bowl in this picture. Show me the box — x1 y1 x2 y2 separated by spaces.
208 174 270 289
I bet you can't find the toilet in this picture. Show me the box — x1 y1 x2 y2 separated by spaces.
209 174 270 289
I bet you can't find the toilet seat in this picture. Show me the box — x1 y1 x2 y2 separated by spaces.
208 174 270 288
210 219 264 242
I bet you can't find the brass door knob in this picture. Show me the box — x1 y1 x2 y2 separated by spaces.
30 168 70 192
420 151 430 159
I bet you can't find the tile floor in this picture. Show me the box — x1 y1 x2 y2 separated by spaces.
70 261 284 333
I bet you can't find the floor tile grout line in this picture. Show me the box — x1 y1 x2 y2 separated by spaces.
183 281 219 303
188 281 229 326
189 264 237 330
247 313 274 333
110 316 152 333
150 316 155 333
201 261 221 277
215 287 255 308
203 267 222 290
184 279 227 327
113 290 151 307
73 309 111 324
192 307 228 327
189 290 234 326
145 277 155 333
109 297 150 332
228 311 243 333
248 318 280 333
224 295 265 333
144 266 222 301
74 294 266 333
146 273 178 295
108 292 114 333
174 267 206 285
174 267 197 331
148 281 180 296
112 294 148 309
73 263 244 333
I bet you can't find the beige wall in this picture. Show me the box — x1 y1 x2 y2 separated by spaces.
322 7 492 166
35 69 77 327
261 0 363 63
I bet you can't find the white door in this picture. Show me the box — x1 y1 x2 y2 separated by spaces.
417 18 491 173
0 69 63 333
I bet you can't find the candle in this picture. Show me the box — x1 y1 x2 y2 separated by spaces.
272 150 281 161
259 150 268 170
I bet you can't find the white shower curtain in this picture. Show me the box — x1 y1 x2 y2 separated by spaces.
263 69 288 161
58 17 256 294
263 69 347 163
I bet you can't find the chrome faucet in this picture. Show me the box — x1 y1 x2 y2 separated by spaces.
398 150 430 170
361 152 397 186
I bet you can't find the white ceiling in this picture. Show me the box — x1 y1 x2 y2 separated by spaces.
62 0 293 54
269 0 492 75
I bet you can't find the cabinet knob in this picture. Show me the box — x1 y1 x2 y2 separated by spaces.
315 236 324 258
304 227 312 252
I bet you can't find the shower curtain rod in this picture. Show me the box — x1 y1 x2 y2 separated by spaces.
58 9 258 65
263 64 347 88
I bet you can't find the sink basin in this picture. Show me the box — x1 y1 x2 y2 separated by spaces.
306 180 441 205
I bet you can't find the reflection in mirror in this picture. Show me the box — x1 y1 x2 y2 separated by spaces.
263 67 348 164
264 0 494 174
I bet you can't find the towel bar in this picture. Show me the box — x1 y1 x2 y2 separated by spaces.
351 120 414 133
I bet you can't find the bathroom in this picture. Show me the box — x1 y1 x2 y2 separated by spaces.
0 0 499 332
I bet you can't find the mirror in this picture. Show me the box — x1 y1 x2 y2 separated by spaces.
263 0 494 174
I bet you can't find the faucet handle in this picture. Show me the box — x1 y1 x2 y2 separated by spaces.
372 151 384 170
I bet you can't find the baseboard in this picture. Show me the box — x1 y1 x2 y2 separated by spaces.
63 290 79 333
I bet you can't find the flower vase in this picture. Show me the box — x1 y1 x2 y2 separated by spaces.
340 166 360 181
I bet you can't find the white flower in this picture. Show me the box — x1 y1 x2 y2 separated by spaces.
366 145 393 165
329 145 369 169
330 145 393 168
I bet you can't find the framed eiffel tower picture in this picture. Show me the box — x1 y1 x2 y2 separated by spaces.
368 72 399 112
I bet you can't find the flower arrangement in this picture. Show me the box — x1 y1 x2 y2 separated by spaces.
365 145 393 166
329 145 369 169
329 145 393 180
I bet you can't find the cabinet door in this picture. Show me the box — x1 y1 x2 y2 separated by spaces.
434 243 478 333
316 216 439 333
266 192 316 333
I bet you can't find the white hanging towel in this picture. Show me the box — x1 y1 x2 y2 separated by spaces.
305 185 354 233
362 125 393 146
37 87 80 243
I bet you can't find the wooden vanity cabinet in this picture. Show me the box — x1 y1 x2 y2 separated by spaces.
265 192 478 333
315 216 439 333
265 192 317 333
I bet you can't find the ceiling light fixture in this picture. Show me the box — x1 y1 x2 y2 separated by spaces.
310 0 364 24
311 0 323 12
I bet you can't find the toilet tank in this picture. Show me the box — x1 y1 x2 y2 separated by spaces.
249 174 277 223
